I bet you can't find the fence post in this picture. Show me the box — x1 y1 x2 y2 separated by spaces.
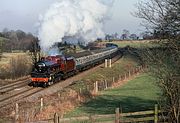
124 73 126 80
113 77 115 83
95 81 98 93
105 59 108 68
129 70 131 77
93 83 96 94
154 104 158 123
105 80 108 89
115 108 120 123
40 98 43 111
109 59 112 68
15 103 19 122
54 113 59 123
78 88 81 101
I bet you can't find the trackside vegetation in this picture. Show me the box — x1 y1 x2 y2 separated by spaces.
66 73 161 117
69 52 141 92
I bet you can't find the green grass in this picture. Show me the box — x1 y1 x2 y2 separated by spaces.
70 54 141 91
66 73 161 117
85 54 140 80
111 40 159 48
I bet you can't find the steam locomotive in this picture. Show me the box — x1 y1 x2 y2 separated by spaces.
31 43 118 87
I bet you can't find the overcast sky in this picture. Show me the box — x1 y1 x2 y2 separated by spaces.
0 0 143 35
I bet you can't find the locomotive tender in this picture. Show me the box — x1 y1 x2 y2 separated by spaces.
31 43 118 87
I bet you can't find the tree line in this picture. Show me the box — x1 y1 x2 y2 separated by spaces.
0 28 39 53
105 29 161 41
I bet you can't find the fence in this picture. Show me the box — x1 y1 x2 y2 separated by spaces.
11 65 146 122
90 65 145 95
52 104 165 123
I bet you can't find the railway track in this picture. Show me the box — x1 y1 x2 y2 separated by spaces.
24 52 123 102
0 87 43 108
0 80 30 94
0 77 40 108
0 51 123 108
0 77 30 90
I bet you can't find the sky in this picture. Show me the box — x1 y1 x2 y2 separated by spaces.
0 0 143 35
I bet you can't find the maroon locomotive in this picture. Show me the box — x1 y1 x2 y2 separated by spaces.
31 55 76 87
31 44 118 87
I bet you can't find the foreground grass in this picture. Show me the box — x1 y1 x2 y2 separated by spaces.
66 73 161 117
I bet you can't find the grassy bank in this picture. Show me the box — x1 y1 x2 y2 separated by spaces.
66 73 161 117
70 53 141 91
110 40 158 48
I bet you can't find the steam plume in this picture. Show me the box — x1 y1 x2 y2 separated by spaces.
38 0 114 52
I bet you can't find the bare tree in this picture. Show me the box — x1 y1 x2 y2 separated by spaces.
121 29 130 40
135 0 180 122
29 38 41 64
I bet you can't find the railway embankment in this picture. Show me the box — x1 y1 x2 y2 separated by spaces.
0 49 144 122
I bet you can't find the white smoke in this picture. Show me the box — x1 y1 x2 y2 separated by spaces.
38 0 114 52
48 47 61 56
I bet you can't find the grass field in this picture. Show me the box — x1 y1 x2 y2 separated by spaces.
85 54 139 80
66 73 161 117
0 52 29 65
71 53 141 91
109 40 159 48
